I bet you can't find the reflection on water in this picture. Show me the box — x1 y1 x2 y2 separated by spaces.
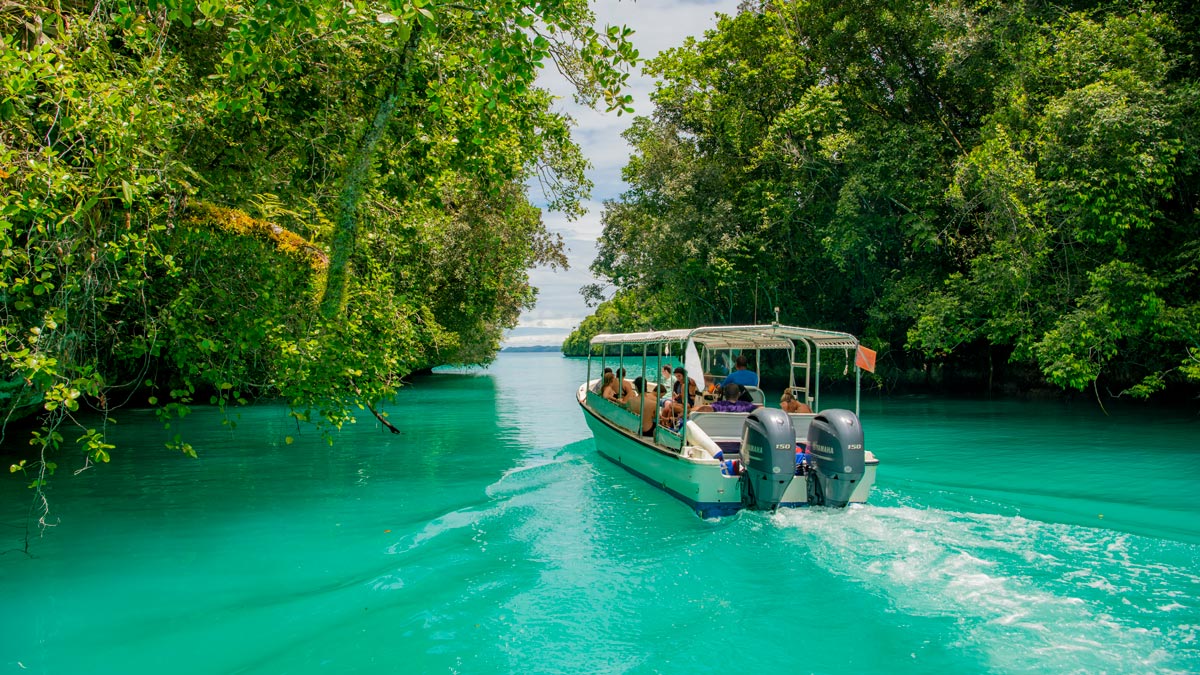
0 353 1196 674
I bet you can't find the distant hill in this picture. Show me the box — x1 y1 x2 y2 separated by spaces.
501 345 562 353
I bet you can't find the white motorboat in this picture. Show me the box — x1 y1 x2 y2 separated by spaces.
576 324 879 518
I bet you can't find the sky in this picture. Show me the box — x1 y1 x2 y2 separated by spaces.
504 0 742 348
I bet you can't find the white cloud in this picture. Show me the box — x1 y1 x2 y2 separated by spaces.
509 0 741 345
540 203 606 241
504 326 572 348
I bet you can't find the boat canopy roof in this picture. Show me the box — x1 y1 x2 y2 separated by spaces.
589 324 859 351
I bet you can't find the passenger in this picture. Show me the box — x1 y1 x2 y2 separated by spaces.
702 374 719 401
682 376 703 408
615 367 635 401
696 383 759 413
780 391 813 413
660 366 684 416
600 371 621 402
658 404 675 429
721 355 759 388
659 365 674 396
713 352 731 376
670 366 686 399
624 376 659 436
592 367 614 395
660 376 702 428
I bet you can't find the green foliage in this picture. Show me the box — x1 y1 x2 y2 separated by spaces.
576 0 1199 401
1 0 636 512
563 289 674 356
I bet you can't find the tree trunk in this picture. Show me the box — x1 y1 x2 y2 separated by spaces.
320 24 423 319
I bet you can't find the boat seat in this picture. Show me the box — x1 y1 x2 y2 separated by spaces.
688 411 748 440
715 439 740 457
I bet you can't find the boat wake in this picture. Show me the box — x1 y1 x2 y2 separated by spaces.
371 441 593 591
484 441 591 500
772 492 1200 674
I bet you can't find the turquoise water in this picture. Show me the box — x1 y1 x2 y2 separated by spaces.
1 352 1198 674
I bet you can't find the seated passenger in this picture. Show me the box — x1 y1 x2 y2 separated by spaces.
591 367 614 395
681 377 703 408
780 391 813 413
669 366 686 399
696 383 760 413
623 376 659 436
715 352 731 376
600 371 621 402
720 355 758 388
659 376 702 428
659 365 674 393
615 367 635 401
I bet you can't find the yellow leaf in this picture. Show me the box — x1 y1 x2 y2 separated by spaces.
284 436 294 445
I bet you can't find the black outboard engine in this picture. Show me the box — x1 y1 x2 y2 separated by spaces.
739 408 797 510
806 409 865 507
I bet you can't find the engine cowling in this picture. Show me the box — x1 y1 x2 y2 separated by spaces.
739 408 797 510
806 409 865 507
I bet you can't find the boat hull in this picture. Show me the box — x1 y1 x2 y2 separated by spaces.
579 395 877 518
581 401 743 518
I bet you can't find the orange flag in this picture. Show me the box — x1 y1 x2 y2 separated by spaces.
854 345 877 373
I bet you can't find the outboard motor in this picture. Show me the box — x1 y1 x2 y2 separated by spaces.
739 408 797 510
806 409 865 507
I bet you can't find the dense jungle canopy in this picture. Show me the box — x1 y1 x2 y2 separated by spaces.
1 0 635 481
563 0 1200 402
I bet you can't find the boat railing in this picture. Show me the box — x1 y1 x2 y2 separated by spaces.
654 425 684 452
585 388 688 453
585 390 643 435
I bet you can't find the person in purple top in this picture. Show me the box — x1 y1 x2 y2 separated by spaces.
721 355 758 388
697 384 759 413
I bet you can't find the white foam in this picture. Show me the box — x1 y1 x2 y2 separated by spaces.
773 504 1197 673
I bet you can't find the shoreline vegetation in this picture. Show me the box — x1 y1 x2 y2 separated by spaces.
563 1 1199 406
500 345 563 353
0 1 637 507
